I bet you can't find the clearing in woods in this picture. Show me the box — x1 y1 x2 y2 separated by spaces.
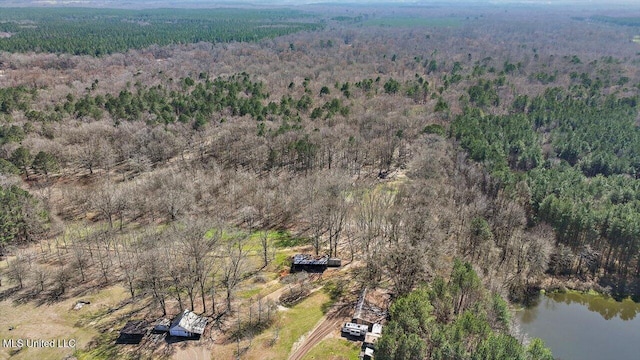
0 285 129 360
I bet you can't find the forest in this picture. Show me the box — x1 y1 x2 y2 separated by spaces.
0 8 322 56
1 2 640 360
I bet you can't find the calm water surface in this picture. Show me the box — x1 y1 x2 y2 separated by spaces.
516 292 640 360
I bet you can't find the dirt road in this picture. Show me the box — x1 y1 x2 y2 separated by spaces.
287 303 353 360
287 260 362 360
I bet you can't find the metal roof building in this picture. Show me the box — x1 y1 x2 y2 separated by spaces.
291 254 341 272
169 310 208 338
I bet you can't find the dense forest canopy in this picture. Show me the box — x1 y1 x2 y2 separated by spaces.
377 260 553 360
591 15 640 27
452 73 640 283
0 7 323 55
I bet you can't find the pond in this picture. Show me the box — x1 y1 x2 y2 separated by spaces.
516 291 640 360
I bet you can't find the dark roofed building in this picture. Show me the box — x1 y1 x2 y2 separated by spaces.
291 254 341 272
153 318 171 333
117 320 148 344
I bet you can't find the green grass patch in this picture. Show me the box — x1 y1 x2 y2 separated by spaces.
276 291 330 356
363 17 462 28
270 230 309 248
205 229 308 251
321 280 347 314
240 229 288 252
205 227 237 241
301 338 361 360
239 287 263 299
75 330 124 360
274 252 292 268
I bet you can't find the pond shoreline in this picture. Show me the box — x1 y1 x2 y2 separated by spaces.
534 275 640 303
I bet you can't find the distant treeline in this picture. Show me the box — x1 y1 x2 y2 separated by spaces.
0 7 323 56
590 16 640 27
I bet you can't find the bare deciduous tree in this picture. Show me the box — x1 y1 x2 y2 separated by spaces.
139 248 169 316
220 233 248 313
155 170 194 222
179 219 220 313
70 238 89 283
259 230 273 268
6 255 28 289
117 236 140 299
92 181 117 229
52 265 72 298
93 230 113 284
32 264 49 293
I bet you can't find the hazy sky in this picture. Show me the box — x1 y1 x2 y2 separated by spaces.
1 0 639 7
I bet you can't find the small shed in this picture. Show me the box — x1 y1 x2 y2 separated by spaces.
327 258 342 267
169 310 207 338
153 318 171 333
117 320 148 344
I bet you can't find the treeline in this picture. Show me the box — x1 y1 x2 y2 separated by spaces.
452 80 640 285
530 167 640 279
26 73 354 128
590 16 640 27
0 72 414 180
0 185 48 256
0 86 33 115
67 73 271 125
377 260 553 360
0 8 322 56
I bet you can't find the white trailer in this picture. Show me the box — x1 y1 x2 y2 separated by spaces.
341 322 369 337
